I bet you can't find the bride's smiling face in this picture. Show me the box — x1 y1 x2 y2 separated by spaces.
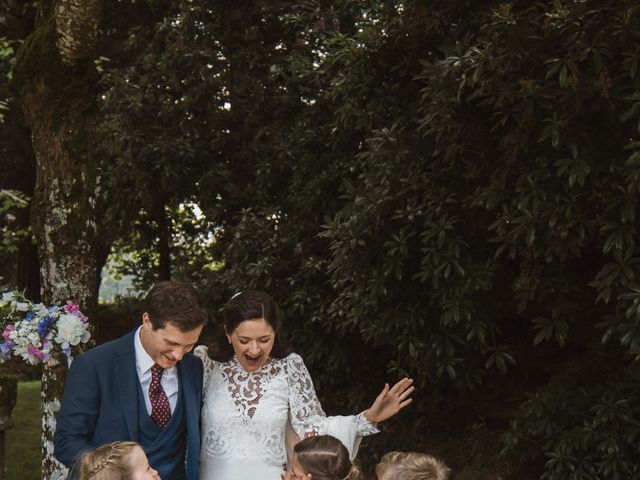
226 318 275 372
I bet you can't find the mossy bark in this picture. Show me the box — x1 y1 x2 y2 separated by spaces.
11 1 101 478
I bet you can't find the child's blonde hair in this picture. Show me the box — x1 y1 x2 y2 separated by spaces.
376 451 450 480
80 441 140 480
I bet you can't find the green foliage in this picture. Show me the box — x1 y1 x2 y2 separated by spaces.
195 1 640 476
503 359 640 480
96 0 228 282
93 0 640 477
0 189 30 254
0 37 15 124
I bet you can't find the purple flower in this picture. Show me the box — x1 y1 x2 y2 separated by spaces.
27 346 46 360
1 341 12 353
63 347 71 357
37 316 55 337
25 311 35 321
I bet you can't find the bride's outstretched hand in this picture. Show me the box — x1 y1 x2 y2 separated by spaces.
363 377 414 425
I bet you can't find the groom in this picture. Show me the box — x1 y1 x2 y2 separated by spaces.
54 280 207 480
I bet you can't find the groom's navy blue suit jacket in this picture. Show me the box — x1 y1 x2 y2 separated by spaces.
53 329 203 480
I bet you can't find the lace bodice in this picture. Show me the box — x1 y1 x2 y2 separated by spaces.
195 347 377 469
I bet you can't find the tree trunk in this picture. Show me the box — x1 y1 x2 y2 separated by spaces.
15 209 41 301
11 1 101 478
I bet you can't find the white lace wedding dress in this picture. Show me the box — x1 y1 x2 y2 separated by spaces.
194 346 378 480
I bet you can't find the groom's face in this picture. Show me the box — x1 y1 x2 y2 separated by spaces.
140 313 203 368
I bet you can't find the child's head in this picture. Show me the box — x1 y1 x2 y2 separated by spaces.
80 441 160 480
292 435 362 480
376 452 450 480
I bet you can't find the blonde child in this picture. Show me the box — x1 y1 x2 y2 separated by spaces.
79 441 160 480
376 451 450 480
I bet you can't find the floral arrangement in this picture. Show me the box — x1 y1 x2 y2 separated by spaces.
0 291 90 365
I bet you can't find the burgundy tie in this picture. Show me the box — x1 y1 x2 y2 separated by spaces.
149 363 171 429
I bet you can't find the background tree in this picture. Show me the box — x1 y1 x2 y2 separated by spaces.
5 0 640 478
95 0 226 287
10 0 101 477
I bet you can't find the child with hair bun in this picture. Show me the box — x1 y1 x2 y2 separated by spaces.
282 435 362 480
79 441 160 480
375 451 450 480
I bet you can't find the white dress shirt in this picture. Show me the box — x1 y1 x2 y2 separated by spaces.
134 326 179 414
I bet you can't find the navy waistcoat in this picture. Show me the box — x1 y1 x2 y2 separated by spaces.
136 380 187 480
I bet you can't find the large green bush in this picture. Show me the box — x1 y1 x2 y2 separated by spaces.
95 1 640 477
205 1 640 477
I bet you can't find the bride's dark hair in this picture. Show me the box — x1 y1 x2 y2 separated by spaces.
208 290 289 361
294 435 363 480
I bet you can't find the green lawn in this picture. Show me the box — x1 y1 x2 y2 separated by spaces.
6 381 41 480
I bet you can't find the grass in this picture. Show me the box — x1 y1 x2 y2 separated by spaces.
6 381 41 480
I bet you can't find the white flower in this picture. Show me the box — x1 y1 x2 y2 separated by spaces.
27 332 40 344
34 303 50 318
15 302 29 312
1 292 14 303
54 314 91 349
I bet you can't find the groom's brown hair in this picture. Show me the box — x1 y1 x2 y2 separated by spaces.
144 280 208 331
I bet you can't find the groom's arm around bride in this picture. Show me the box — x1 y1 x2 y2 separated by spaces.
53 280 208 480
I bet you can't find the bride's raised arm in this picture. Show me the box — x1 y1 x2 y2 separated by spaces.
285 352 414 458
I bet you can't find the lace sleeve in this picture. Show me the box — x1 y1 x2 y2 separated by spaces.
286 353 380 459
194 345 215 389
286 353 327 437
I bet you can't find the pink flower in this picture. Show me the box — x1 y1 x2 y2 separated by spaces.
64 301 88 323
64 301 80 313
2 325 15 341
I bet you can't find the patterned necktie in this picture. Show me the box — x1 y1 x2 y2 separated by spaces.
149 363 171 429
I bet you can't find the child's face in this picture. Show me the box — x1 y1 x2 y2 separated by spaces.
128 446 160 480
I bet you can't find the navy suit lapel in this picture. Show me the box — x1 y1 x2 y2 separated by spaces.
115 330 139 441
178 357 201 480
178 360 199 440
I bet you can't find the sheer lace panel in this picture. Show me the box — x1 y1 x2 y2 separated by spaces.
222 357 283 419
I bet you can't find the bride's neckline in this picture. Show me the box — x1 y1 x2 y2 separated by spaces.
228 354 275 374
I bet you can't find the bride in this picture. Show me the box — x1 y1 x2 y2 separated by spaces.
195 290 414 480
